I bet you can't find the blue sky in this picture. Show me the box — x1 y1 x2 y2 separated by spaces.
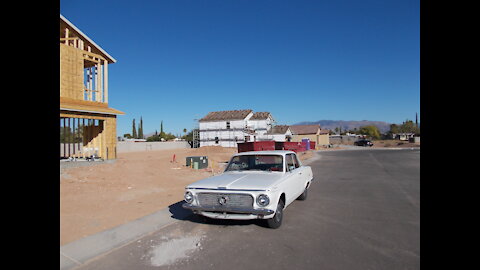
60 0 419 136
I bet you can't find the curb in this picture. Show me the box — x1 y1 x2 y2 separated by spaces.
60 206 187 270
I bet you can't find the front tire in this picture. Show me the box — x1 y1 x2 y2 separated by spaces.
266 199 285 229
297 187 308 200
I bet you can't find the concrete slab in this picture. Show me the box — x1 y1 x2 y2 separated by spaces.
60 207 181 270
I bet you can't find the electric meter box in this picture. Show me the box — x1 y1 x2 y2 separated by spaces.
186 156 209 169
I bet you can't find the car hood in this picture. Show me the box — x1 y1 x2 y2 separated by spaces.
187 172 284 191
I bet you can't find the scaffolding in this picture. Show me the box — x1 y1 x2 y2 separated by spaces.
193 128 200 148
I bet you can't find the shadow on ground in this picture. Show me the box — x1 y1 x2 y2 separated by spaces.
168 201 269 228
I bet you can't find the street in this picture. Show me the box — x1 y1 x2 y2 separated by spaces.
73 149 420 270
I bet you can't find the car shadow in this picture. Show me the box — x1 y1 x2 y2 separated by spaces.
168 200 269 228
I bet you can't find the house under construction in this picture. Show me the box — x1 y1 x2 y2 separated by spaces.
60 14 124 160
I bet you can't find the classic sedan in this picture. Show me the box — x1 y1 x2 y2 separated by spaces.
182 150 314 228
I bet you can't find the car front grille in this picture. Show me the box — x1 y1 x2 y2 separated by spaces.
197 192 254 208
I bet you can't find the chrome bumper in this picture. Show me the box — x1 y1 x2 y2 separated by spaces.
182 203 274 215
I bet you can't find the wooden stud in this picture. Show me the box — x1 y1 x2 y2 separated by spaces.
82 118 86 158
63 118 66 157
72 118 76 156
99 62 103 102
104 59 108 103
95 63 100 102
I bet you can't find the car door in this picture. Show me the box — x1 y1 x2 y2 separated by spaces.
283 153 303 205
291 153 308 195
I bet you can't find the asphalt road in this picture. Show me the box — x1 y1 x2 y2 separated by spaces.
73 149 420 270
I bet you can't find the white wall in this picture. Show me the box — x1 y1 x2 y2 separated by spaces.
117 141 189 153
199 118 250 148
248 117 273 135
198 113 278 147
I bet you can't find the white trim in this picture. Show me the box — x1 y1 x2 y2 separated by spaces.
60 14 117 63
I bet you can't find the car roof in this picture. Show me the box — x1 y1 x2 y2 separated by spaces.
234 150 296 156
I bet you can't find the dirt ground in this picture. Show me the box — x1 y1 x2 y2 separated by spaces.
322 139 420 149
370 139 420 148
60 146 315 246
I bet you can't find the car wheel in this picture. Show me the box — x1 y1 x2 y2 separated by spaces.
266 199 285 229
297 186 308 201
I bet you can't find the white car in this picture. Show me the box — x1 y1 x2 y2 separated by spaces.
182 150 314 228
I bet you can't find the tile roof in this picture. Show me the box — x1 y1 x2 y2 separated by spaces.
289 124 321 135
199 110 253 122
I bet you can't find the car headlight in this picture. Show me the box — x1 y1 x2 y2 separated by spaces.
256 194 270 207
184 191 194 204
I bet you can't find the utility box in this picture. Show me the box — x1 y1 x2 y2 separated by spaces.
186 156 209 169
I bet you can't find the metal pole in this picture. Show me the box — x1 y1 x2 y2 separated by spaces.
72 118 76 156
63 118 66 158
78 118 81 152
60 118 62 158
68 118 71 157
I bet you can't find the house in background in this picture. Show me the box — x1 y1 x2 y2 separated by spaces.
394 133 416 141
60 14 124 160
248 112 275 138
198 110 284 147
199 110 254 147
290 124 330 148
263 125 292 142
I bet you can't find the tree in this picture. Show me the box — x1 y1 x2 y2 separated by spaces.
399 120 417 134
132 119 137 139
146 134 161 142
389 124 400 134
138 117 144 139
159 120 167 139
358 125 381 139
184 129 196 147
123 133 132 139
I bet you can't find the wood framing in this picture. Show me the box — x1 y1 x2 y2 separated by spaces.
60 14 124 160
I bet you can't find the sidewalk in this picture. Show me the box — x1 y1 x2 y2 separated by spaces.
60 202 190 270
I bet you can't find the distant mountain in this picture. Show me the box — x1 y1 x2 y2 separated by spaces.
293 120 392 133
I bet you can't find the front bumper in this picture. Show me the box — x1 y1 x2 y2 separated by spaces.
182 203 274 215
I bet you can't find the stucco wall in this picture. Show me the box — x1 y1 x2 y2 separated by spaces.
291 134 330 147
117 141 189 153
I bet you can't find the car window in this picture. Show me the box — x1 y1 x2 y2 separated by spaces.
292 154 300 168
286 154 296 171
225 155 284 172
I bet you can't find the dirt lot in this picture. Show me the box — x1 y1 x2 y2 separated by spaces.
370 139 420 148
323 139 420 149
60 147 315 246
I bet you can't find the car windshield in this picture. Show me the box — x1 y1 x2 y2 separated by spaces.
225 155 284 172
